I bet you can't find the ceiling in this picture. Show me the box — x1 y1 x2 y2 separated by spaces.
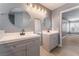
63 8 79 21
41 3 65 10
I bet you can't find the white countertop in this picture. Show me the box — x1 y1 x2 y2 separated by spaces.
42 30 59 35
0 32 40 44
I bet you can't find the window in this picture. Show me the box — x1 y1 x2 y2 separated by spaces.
62 20 79 34
70 22 79 33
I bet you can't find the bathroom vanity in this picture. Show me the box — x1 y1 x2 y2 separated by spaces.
0 32 40 56
42 31 59 51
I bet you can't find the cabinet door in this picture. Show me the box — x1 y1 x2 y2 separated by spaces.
7 43 27 56
42 34 49 51
0 44 12 56
49 33 58 50
26 39 40 56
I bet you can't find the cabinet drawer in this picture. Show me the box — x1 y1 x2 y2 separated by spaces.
9 49 27 56
6 38 37 46
0 44 14 56
6 43 27 56
7 43 27 50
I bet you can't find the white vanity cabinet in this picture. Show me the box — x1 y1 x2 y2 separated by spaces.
8 40 40 56
0 33 40 56
42 31 59 52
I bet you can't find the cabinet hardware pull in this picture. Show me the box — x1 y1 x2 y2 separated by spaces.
13 45 16 48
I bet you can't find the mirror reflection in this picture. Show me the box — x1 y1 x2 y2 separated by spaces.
8 8 31 35
42 17 51 32
8 7 51 35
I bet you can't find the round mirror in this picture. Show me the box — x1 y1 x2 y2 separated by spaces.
42 17 51 32
8 8 31 35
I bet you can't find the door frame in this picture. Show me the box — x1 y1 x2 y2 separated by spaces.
59 5 79 47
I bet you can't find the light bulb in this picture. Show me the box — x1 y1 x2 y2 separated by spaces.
29 3 32 7
41 8 44 13
33 5 37 13
44 10 47 14
38 7 41 12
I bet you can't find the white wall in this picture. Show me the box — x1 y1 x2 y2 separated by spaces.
0 3 23 32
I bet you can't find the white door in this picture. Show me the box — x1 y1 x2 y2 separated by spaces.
34 19 41 33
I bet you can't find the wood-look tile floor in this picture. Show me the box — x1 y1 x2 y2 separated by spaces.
40 34 79 56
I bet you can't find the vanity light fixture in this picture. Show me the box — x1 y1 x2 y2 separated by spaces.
25 3 47 20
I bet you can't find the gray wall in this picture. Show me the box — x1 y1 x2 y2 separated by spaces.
0 3 23 33
0 3 52 33
52 3 79 31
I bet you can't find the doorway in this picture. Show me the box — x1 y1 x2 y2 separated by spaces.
60 5 79 46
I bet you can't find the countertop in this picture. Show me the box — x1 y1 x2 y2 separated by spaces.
42 30 59 35
0 32 40 44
